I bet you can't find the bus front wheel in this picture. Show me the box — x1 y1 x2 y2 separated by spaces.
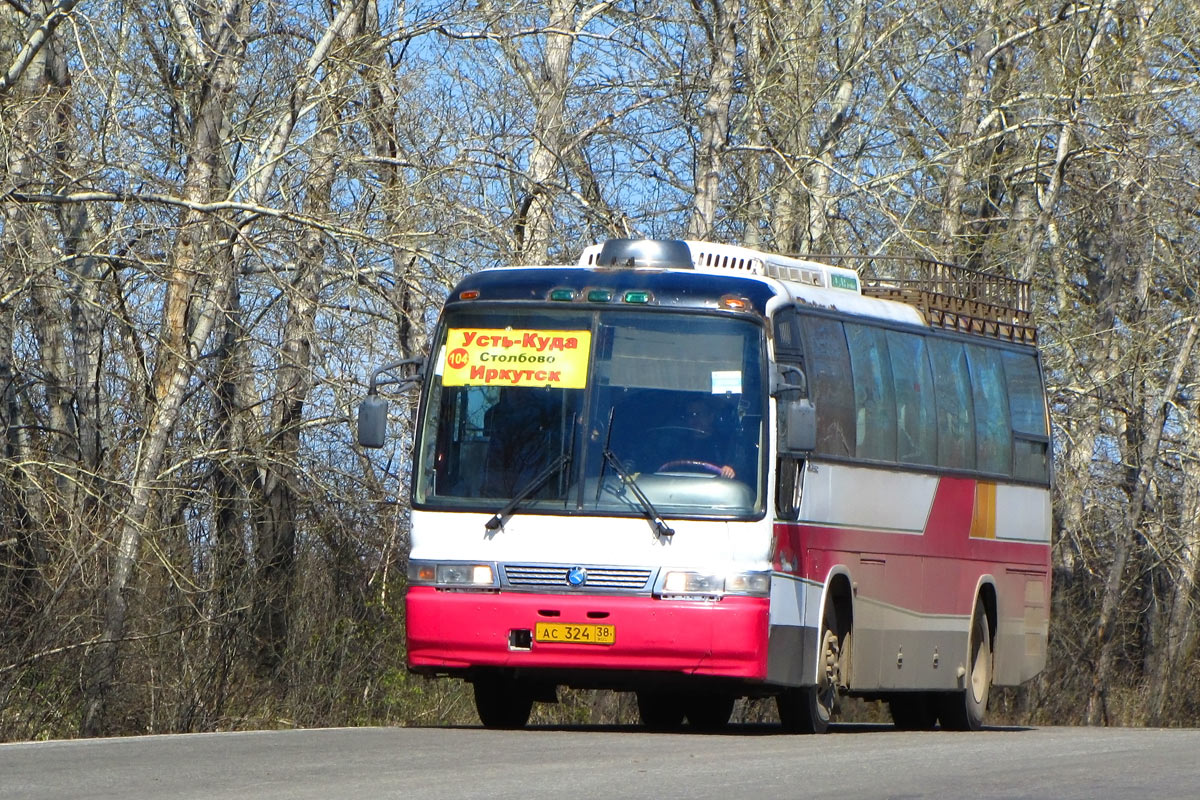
777 605 845 733
636 690 686 731
473 675 533 729
684 693 735 731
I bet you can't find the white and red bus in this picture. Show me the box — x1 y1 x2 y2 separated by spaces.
358 238 1052 731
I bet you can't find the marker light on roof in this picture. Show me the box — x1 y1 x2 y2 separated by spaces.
587 289 614 303
459 289 481 300
549 288 577 301
623 290 652 304
720 295 749 310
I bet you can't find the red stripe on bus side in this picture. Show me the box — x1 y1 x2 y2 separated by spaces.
775 476 1050 616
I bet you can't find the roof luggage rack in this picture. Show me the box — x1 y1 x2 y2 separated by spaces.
825 255 1036 345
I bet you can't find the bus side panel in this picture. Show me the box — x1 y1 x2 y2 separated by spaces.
990 485 1053 684
784 465 1051 692
765 572 820 686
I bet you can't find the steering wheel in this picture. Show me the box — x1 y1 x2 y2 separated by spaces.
657 459 724 476
648 425 706 437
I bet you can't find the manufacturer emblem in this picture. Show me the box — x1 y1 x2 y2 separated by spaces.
566 566 587 587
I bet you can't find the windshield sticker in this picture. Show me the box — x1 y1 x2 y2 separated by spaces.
442 329 592 388
711 370 742 394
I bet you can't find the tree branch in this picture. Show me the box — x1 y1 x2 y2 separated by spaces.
2 189 430 244
0 0 82 93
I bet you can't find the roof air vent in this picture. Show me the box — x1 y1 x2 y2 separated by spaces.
595 239 693 269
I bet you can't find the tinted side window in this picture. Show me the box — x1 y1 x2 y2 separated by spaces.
845 323 896 462
886 329 937 466
928 339 976 470
966 344 1012 476
802 316 854 458
1003 351 1046 436
1002 350 1050 483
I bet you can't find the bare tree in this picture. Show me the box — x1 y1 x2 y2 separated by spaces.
686 0 740 240
80 0 255 736
5 0 1200 739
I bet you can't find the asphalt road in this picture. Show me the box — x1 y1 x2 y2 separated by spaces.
2 723 1197 799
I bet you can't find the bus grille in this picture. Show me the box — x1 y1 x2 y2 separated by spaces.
502 564 653 591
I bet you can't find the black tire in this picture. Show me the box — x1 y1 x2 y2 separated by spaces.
776 686 828 734
473 677 533 729
777 601 846 734
889 692 939 731
684 693 736 731
636 690 686 731
939 599 992 731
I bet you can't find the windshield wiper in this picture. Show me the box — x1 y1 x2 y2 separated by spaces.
484 452 572 532
602 448 674 538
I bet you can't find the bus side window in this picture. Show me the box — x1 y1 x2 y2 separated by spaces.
886 329 937 466
773 344 807 520
775 455 802 520
1002 351 1051 484
845 323 897 462
966 344 1012 476
928 338 976 471
800 316 854 458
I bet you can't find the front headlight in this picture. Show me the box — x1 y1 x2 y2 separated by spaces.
409 561 496 588
725 571 771 595
657 570 770 598
663 571 724 595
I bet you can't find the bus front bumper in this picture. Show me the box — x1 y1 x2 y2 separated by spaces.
405 587 770 680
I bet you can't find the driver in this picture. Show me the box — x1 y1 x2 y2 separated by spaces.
664 397 736 478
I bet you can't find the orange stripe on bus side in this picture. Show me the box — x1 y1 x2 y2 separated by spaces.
970 482 997 539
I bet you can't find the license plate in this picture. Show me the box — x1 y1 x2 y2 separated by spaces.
534 622 615 645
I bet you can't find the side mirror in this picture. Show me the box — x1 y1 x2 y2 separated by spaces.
355 356 426 449
358 395 388 449
782 397 816 454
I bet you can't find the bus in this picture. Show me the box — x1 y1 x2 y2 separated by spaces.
357 238 1052 732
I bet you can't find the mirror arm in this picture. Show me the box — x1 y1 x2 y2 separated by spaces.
771 363 807 397
368 356 425 394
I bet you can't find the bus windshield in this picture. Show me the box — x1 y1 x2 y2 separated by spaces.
414 307 765 519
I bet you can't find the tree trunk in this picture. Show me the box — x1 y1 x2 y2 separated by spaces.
1087 318 1197 725
802 0 865 252
0 0 80 635
478 0 582 264
80 0 251 737
249 0 368 679
937 0 996 262
687 0 739 241
1016 4 1115 284
252 129 331 679
1083 0 1162 726
1143 421 1200 725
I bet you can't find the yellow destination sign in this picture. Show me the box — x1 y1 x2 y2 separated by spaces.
442 328 592 388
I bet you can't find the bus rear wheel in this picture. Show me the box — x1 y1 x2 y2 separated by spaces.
939 599 992 731
473 675 533 729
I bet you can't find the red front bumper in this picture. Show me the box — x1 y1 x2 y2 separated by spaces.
406 587 769 680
